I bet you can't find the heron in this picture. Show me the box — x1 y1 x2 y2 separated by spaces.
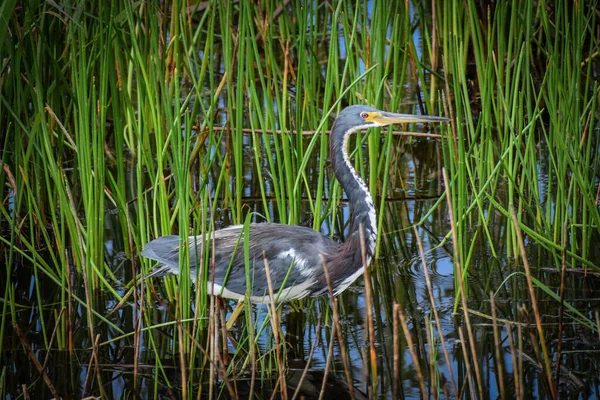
141 105 449 304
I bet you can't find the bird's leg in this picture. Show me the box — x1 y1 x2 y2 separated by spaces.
226 298 247 330
209 294 218 387
217 296 230 367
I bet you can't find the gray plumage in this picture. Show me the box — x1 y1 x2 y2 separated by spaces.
141 105 449 303
141 224 340 302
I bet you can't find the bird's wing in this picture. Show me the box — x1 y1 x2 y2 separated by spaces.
210 223 338 300
141 223 338 301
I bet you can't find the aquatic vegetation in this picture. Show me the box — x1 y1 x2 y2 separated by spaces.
0 0 598 398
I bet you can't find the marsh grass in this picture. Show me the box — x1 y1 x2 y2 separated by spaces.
1 0 599 398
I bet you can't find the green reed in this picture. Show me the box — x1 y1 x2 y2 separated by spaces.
434 0 599 396
0 0 438 397
2 0 599 398
439 0 599 285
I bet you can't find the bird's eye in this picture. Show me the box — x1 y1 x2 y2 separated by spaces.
360 112 369 119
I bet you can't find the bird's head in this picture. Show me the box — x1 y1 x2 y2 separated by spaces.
335 105 450 131
330 105 450 158
329 105 450 186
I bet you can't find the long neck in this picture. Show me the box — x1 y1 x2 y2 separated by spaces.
330 123 378 259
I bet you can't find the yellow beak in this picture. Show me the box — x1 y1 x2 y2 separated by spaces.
372 111 450 126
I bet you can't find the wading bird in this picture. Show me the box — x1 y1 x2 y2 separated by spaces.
141 105 448 303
